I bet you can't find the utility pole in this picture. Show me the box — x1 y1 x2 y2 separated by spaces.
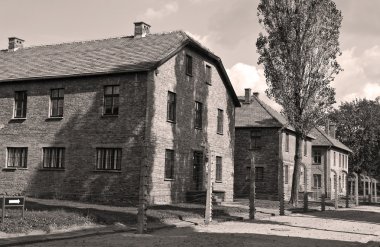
249 150 255 220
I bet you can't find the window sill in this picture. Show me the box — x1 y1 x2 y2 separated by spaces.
93 170 121 173
194 127 202 131
186 73 193 77
215 180 222 183
38 168 65 171
217 132 223 136
46 117 63 121
167 120 176 124
164 178 175 181
206 82 212 86
9 118 27 123
313 163 322 165
101 115 119 118
2 167 27 171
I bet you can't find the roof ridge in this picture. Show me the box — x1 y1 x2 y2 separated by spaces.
314 127 352 152
1 30 186 52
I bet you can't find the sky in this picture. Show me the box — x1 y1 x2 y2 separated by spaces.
1 0 379 110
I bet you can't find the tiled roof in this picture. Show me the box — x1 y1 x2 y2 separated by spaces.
0 31 188 81
310 127 352 153
0 30 240 106
236 95 317 139
236 95 293 130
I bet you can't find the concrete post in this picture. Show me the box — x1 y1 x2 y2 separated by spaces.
331 170 338 209
249 150 256 220
368 178 372 204
204 151 213 225
350 179 353 200
345 174 349 208
374 179 377 203
303 192 308 212
321 193 325 211
249 152 256 219
363 178 366 202
353 173 359 206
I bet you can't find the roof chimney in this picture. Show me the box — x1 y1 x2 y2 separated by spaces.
329 122 336 139
134 22 151 38
253 92 259 98
244 88 252 104
8 37 24 51
325 120 336 139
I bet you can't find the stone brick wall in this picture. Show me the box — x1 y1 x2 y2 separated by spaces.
147 48 236 204
0 73 147 205
234 127 280 200
235 127 312 200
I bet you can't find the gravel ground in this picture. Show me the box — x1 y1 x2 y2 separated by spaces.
21 204 380 247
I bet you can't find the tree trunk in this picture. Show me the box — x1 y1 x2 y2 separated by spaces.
249 151 256 219
289 132 302 206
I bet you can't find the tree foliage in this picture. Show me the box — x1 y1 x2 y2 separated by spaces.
329 98 380 177
256 0 342 204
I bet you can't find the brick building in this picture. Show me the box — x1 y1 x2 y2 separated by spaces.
310 125 351 199
234 89 313 200
0 22 240 205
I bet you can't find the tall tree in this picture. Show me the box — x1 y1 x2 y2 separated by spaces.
329 99 380 177
256 0 342 205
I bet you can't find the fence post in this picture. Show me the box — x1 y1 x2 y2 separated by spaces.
303 192 308 212
137 145 149 234
346 176 349 208
205 151 213 225
321 193 325 212
1 196 4 223
249 150 256 220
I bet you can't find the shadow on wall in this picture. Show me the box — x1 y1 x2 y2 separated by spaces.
25 70 156 206
168 51 210 203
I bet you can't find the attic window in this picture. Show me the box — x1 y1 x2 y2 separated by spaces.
186 55 193 76
205 64 211 84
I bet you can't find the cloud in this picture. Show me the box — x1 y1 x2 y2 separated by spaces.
139 2 178 20
227 63 281 111
333 46 380 104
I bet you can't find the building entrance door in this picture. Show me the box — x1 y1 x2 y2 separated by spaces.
193 151 203 190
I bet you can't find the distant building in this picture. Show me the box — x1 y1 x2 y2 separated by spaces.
0 22 240 205
310 126 352 199
234 89 313 200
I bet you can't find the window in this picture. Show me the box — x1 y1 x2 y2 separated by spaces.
251 130 261 149
50 88 64 117
205 65 212 84
14 91 27 118
217 109 223 134
285 133 289 152
167 92 176 122
334 152 336 166
255 167 264 181
186 55 193 76
7 147 27 168
339 153 341 167
194 101 203 129
313 174 322 189
304 140 307 156
104 85 119 115
313 150 322 164
43 148 65 169
215 156 222 182
96 148 122 170
284 165 289 184
165 149 175 179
